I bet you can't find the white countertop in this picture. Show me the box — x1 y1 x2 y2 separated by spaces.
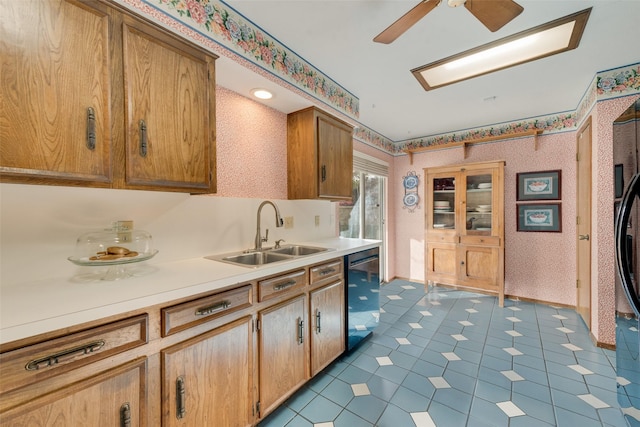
0 237 380 345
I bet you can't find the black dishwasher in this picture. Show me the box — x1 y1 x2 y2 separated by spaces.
345 247 380 351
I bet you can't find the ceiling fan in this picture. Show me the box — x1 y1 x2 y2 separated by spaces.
374 0 524 44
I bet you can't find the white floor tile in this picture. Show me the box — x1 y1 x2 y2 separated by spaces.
402 285 416 289
506 317 522 322
466 308 478 313
459 320 474 326
428 377 451 389
451 334 468 341
315 423 334 427
410 411 436 427
420 310 433 316
430 301 441 306
351 383 371 396
552 314 568 320
556 327 574 333
618 376 632 386
503 347 523 356
578 394 610 409
497 401 526 417
561 343 583 352
505 330 523 337
409 323 423 329
387 295 402 300
442 352 461 361
359 296 368 300
376 356 393 366
508 306 522 311
568 364 593 375
396 337 411 345
348 284 357 287
501 370 524 381
470 299 482 304
355 325 367 331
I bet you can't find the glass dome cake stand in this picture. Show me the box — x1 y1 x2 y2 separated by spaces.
68 224 158 281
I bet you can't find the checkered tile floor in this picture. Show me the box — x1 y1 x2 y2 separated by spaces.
258 279 639 426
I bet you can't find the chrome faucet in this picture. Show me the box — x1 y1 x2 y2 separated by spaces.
254 200 284 251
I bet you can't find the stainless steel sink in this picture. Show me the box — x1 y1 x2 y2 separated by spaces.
269 245 328 256
205 244 331 267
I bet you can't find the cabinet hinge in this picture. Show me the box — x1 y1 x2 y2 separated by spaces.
576 279 580 288
577 216 580 225
576 152 580 161
255 401 261 416
255 319 261 331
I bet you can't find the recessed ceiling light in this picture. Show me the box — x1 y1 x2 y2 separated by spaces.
251 88 273 100
412 8 591 91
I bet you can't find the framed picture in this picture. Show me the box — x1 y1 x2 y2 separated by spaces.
615 164 624 198
516 170 561 201
517 203 562 232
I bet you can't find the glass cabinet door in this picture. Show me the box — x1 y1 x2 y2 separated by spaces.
432 176 456 230
465 173 493 234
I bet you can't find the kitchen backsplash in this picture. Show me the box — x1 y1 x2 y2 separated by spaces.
0 183 337 286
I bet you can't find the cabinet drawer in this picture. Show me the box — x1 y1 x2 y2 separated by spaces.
460 235 501 246
162 284 253 336
0 314 148 394
259 270 306 302
428 233 459 243
310 259 343 286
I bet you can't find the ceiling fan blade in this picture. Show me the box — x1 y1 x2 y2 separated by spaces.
464 0 524 32
374 0 440 44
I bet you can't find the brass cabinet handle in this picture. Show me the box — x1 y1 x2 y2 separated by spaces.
274 280 296 291
579 234 590 241
297 318 304 344
120 403 131 427
86 107 96 150
25 340 105 371
195 301 230 316
321 165 326 182
139 119 148 157
176 376 186 420
315 310 322 334
319 267 336 276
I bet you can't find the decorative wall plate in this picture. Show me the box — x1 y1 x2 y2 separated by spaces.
403 175 418 189
403 193 419 207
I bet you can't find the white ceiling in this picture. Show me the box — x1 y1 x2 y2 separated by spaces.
215 1 640 143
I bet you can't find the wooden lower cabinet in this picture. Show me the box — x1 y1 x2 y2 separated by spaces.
258 295 308 417
0 358 147 426
310 280 344 376
161 316 254 427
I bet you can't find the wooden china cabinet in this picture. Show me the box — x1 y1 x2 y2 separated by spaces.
425 160 505 306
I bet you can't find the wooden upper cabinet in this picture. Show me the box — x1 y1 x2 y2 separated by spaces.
0 0 217 193
287 107 353 200
0 0 113 186
122 18 216 193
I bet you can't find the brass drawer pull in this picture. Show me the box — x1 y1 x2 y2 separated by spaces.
318 267 336 276
25 339 105 371
86 107 96 150
139 119 148 157
195 301 230 316
316 310 322 334
274 280 296 291
297 318 304 344
176 376 186 420
120 403 131 427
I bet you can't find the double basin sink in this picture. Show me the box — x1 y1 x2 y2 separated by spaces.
206 245 331 267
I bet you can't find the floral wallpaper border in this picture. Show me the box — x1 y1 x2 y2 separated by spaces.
125 0 640 156
144 0 359 118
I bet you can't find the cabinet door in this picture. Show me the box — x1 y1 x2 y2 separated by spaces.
161 316 254 427
310 280 345 376
427 171 458 236
317 114 353 199
258 295 308 417
426 241 458 285
0 359 146 427
459 245 500 290
123 20 215 193
0 0 112 185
